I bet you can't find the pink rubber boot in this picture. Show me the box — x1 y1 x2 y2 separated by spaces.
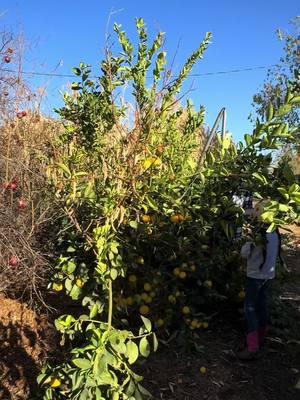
237 331 259 360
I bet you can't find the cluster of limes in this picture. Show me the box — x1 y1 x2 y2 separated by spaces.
52 277 84 292
173 261 196 279
185 318 209 330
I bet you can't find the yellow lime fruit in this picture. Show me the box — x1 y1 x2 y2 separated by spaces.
182 306 190 315
179 271 187 279
150 291 156 298
156 318 164 328
203 322 209 329
204 280 213 289
181 263 188 269
141 292 148 301
128 275 137 284
136 256 144 265
175 291 181 297
190 265 196 272
173 267 180 276
178 214 185 223
141 215 151 223
75 278 84 288
170 214 180 224
53 282 63 292
126 296 134 306
238 290 246 300
140 305 150 315
191 319 198 328
197 321 203 329
144 283 152 292
168 295 176 304
50 377 61 388
200 367 207 374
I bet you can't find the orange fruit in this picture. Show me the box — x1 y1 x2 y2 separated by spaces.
140 305 150 315
141 215 151 223
170 215 180 223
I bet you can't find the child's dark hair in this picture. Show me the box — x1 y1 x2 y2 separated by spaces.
259 227 283 270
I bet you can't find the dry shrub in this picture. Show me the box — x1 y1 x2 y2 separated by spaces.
0 30 62 305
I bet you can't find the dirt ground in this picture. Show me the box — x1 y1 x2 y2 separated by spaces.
0 227 299 400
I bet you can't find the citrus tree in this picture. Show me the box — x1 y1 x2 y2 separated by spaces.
38 18 300 399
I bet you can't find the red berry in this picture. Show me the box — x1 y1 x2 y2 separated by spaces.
17 111 24 119
6 48 13 54
3 56 11 63
22 111 27 117
9 256 18 267
10 182 17 191
3 91 9 97
18 199 27 210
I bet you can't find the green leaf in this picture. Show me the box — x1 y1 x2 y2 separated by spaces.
266 222 276 233
252 172 267 185
153 333 158 352
141 316 152 332
244 134 252 146
266 102 274 121
146 196 159 211
260 211 274 223
129 220 138 229
57 162 71 177
72 67 81 76
126 340 139 364
290 96 300 104
137 384 153 399
72 358 92 370
139 337 150 357
90 304 98 319
110 268 118 280
278 204 289 212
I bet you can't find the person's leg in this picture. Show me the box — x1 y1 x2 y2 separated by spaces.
244 278 260 353
256 280 270 345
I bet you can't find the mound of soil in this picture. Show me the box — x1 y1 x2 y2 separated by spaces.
0 297 56 400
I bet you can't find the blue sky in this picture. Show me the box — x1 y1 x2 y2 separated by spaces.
1 0 299 141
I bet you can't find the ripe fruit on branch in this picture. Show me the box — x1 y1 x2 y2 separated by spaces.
53 282 63 292
139 305 150 315
182 306 190 315
170 215 180 223
75 278 84 288
17 111 27 119
3 56 11 63
179 271 187 279
141 214 151 223
136 256 144 265
18 199 27 210
49 377 61 388
10 182 17 191
9 256 18 267
6 48 13 54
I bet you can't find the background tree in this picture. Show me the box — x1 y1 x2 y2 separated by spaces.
252 17 300 139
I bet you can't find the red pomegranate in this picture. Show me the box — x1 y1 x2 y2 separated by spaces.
9 256 18 267
18 199 27 210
